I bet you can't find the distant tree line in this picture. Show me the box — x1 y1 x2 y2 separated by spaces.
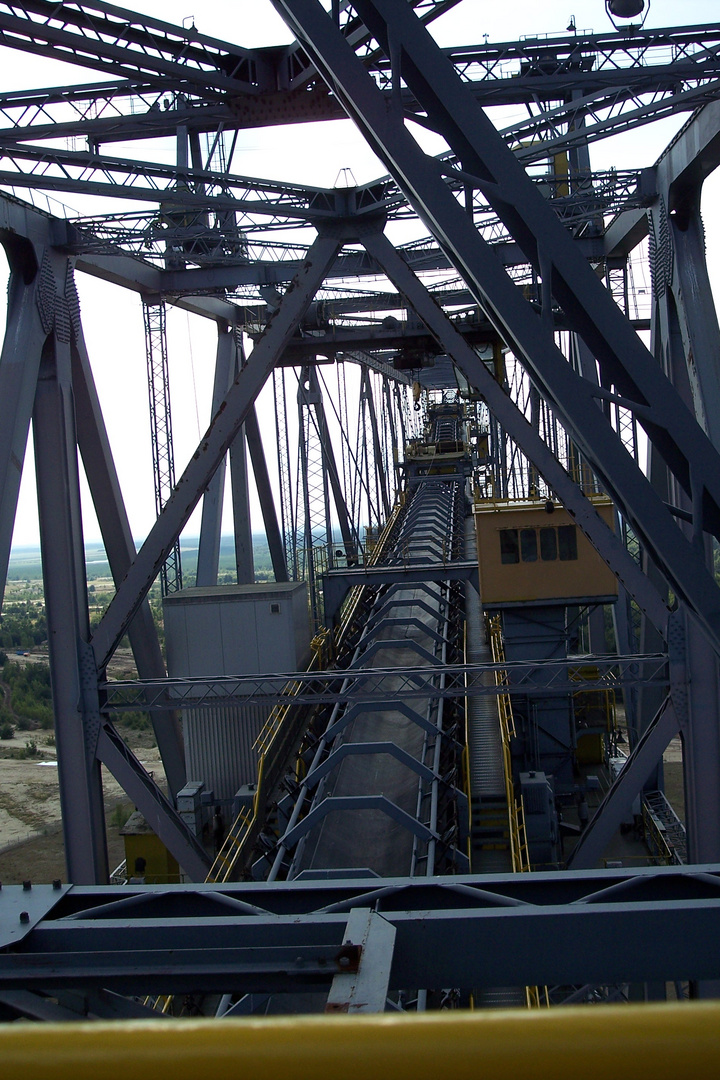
0 602 46 650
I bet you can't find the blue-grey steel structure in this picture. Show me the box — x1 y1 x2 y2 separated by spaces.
0 0 719 1018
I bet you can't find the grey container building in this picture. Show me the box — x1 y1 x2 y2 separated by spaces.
164 583 311 801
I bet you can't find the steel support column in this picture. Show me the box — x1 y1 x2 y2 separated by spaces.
195 324 235 588
32 255 108 884
312 369 358 566
229 412 254 584
0 241 48 606
362 368 390 521
245 404 288 582
681 611 720 863
648 171 720 859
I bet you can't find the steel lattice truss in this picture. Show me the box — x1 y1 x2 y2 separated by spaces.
0 9 716 276
101 651 668 712
4 866 720 998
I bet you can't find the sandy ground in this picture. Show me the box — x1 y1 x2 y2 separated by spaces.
0 730 165 850
0 642 159 882
0 725 167 883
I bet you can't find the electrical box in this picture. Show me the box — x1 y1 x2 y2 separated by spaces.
163 582 311 679
163 582 312 802
519 771 560 866
120 811 181 884
176 780 204 836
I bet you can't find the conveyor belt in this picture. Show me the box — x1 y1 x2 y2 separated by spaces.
268 478 466 883
253 444 533 1011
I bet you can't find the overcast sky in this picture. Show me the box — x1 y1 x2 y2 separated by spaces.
4 0 720 550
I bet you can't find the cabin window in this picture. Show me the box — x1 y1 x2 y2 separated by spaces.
499 529 519 564
540 527 558 561
520 528 537 562
558 525 578 561
498 524 578 565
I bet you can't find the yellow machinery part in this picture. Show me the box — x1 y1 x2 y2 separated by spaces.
3 1002 720 1080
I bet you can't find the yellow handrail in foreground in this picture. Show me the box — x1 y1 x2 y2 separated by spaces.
3 1003 720 1080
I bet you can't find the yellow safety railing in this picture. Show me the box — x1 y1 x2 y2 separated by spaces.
488 615 548 1009
487 616 524 873
253 630 330 761
142 994 174 1015
5 1002 720 1079
205 754 266 885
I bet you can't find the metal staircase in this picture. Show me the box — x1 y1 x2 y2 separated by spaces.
643 790 688 864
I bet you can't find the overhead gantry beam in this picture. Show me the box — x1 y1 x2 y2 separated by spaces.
0 18 718 146
0 0 457 126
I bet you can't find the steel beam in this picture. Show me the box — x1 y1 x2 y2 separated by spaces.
229 413 254 585
311 372 358 567
678 611 720 864
245 404 288 583
323 560 479 625
646 125 720 858
195 326 234 587
6 867 720 993
95 723 210 882
325 907 396 1013
100 653 668 713
71 326 186 799
90 230 342 671
32 261 108 884
0 239 46 606
281 795 439 850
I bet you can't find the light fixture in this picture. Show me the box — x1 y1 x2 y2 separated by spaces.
605 0 649 29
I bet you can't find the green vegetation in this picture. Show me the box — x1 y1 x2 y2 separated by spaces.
1 534 278 735
181 535 275 586
118 711 154 732
0 656 53 734
0 602 46 650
